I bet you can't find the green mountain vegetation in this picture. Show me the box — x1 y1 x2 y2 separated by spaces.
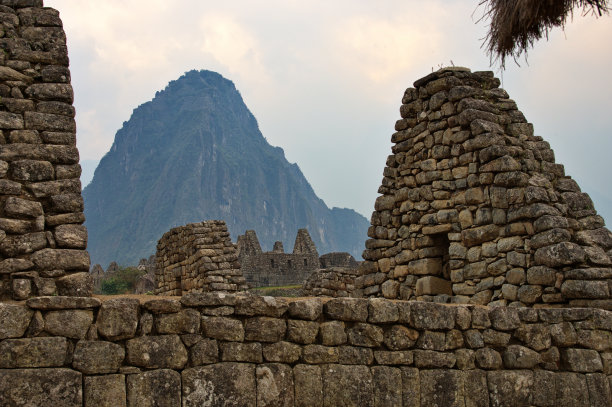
83 70 369 267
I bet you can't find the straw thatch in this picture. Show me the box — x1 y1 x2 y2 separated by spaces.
480 0 609 66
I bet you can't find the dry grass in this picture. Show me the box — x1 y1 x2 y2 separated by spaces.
479 0 609 66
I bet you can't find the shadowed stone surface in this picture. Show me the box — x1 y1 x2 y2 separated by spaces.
0 368 81 407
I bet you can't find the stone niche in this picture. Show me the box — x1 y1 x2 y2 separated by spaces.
154 220 248 295
358 67 612 309
0 0 91 300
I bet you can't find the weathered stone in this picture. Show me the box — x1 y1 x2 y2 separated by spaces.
190 338 218 365
371 366 402 406
234 295 288 317
72 340 125 374
183 363 257 406
263 341 302 363
256 363 294 407
416 275 452 295
287 319 319 344
220 342 263 363
324 297 368 321
294 364 323 407
26 295 101 310
474 347 502 369
302 345 339 364
126 335 188 369
44 309 93 339
502 344 541 368
420 369 464 407
0 368 81 406
347 323 384 347
142 298 182 313
0 336 67 368
534 242 587 267
561 348 603 372
462 225 500 247
245 316 286 342
322 364 373 406
127 369 181 407
489 306 520 330
288 298 322 320
487 370 533 407
202 316 244 341
409 301 455 329
53 224 87 248
554 372 590 407
413 350 456 368
368 297 399 323
561 280 610 299
84 374 126 407
319 320 347 346
374 350 414 365
97 298 139 340
384 325 419 350
32 248 90 271
155 308 200 334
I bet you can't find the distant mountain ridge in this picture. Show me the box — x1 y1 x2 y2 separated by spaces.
83 70 369 267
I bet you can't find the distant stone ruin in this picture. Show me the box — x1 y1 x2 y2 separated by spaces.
358 67 612 309
0 0 91 300
154 220 248 295
237 228 319 287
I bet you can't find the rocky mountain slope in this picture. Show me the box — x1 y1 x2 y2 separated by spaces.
83 70 368 267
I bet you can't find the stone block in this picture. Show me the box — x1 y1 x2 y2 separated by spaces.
97 298 139 340
256 363 294 407
245 316 286 342
420 369 464 407
337 346 374 365
155 308 200 334
26 295 101 310
502 344 541 369
0 302 33 339
220 342 262 363
182 363 256 407
234 295 288 317
190 338 218 365
287 319 319 344
202 316 244 341
407 258 442 275
561 280 610 299
53 224 87 248
416 275 452 295
127 369 181 407
322 364 373 406
372 366 402 406
0 336 67 368
487 370 533 407
409 301 456 329
534 242 587 267
72 340 125 374
413 350 456 368
319 321 347 346
263 341 301 363
288 298 322 320
561 348 603 372
586 373 612 407
302 345 339 364
84 374 126 407
294 364 322 407
0 368 81 406
324 297 368 321
383 325 419 350
347 323 384 347
126 335 188 369
489 306 520 330
44 309 93 339
554 372 590 407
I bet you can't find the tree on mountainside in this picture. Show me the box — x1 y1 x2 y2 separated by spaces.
479 0 609 66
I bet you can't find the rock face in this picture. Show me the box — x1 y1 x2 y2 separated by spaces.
83 69 368 267
237 228 319 287
155 220 248 295
358 67 612 309
0 0 90 300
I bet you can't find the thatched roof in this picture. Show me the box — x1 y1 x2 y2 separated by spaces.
480 0 609 66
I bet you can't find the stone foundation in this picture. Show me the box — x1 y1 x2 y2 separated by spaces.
154 220 247 295
0 295 610 406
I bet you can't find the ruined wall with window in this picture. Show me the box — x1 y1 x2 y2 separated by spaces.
358 67 612 309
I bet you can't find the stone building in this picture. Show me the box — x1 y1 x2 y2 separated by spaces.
358 67 612 309
89 263 104 293
154 220 248 295
319 252 359 269
0 1 91 300
237 228 320 287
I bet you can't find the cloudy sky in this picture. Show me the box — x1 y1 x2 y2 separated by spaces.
47 0 612 224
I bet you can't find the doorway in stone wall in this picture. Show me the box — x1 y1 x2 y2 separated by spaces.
432 233 451 281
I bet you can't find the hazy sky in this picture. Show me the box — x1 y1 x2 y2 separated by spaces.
47 0 612 224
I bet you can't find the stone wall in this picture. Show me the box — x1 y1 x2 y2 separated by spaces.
0 0 91 301
302 266 360 297
0 295 610 406
238 228 320 287
154 220 247 295
359 67 612 309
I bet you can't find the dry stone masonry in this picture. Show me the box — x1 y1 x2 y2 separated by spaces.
0 295 610 406
237 228 320 287
0 0 90 301
359 67 612 309
302 266 360 297
155 220 248 295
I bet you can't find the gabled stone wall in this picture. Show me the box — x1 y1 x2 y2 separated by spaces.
358 67 612 309
0 0 90 301
0 295 610 406
154 220 247 295
238 228 320 287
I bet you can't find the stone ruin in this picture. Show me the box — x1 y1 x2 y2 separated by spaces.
358 67 612 309
237 228 320 287
154 220 248 295
0 0 91 300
